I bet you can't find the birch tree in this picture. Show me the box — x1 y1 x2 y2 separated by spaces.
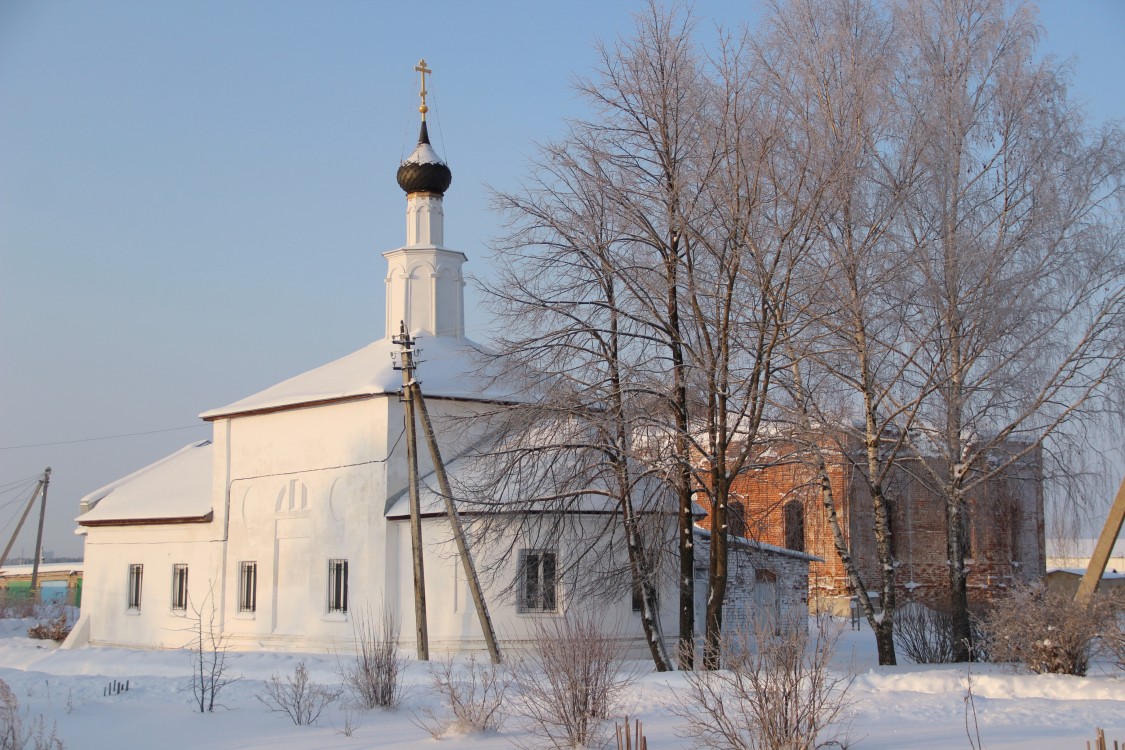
768 0 926 666
895 0 1125 659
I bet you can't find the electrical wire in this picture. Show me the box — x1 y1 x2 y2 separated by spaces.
0 424 207 451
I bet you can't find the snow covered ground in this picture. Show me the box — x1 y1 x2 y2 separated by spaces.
0 615 1121 749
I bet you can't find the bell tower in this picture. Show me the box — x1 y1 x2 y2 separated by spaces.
383 60 467 340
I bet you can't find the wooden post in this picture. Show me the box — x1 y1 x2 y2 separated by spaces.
1075 476 1125 605
29 468 51 592
411 382 502 664
395 323 429 660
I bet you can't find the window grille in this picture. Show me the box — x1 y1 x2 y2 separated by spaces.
519 549 557 613
327 559 348 613
238 561 257 613
171 564 188 611
127 564 143 610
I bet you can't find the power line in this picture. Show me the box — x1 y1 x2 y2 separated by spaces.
0 424 208 451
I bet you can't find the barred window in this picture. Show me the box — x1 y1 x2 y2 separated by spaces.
238 561 257 613
519 549 557 613
171 564 189 611
327 559 348 613
127 564 143 610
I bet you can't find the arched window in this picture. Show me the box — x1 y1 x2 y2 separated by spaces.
728 500 746 538
783 500 805 552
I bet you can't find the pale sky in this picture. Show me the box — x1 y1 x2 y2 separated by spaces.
1 1 1123 558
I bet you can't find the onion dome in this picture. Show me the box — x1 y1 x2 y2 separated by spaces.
396 121 452 196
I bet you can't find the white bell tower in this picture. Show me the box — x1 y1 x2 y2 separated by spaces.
383 59 466 340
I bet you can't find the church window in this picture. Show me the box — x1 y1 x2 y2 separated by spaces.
519 549 557 613
238 561 257 613
127 564 143 610
171 564 188 611
783 500 805 552
327 559 349 614
728 500 746 538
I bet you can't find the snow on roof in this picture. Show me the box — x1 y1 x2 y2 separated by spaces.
76 440 212 525
384 453 634 519
693 523 823 562
0 562 82 577
200 336 514 420
404 141 444 165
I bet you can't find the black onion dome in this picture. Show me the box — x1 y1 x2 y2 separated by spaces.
396 121 452 195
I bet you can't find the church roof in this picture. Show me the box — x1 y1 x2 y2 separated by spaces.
200 335 512 420
396 121 452 196
76 440 213 526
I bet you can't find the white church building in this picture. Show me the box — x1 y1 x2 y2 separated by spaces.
68 79 813 656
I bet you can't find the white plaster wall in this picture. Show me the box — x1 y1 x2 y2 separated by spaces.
382 247 466 338
81 523 222 648
389 515 681 658
220 398 390 651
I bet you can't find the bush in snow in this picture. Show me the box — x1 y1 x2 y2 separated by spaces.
258 662 342 727
1096 589 1124 673
0 678 64 750
983 583 1116 676
26 609 70 643
337 606 405 709
676 619 854 750
893 602 956 664
417 655 511 738
510 613 634 749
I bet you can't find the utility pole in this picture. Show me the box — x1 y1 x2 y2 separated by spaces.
1075 475 1125 605
411 382 502 663
0 468 49 572
29 467 51 592
394 322 429 660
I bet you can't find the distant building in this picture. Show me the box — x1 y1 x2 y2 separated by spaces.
696 439 1045 614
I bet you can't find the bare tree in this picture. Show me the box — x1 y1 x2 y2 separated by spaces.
766 0 930 666
185 584 240 713
894 0 1125 660
479 125 677 670
477 3 721 671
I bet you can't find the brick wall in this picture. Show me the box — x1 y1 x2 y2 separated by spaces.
697 441 1045 613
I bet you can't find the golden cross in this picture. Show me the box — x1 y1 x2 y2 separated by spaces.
414 59 431 119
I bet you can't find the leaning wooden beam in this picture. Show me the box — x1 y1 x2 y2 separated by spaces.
411 382 502 664
1075 475 1125 605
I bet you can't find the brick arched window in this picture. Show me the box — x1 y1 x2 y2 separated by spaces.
783 500 805 552
728 500 746 538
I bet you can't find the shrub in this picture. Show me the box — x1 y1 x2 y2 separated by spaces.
676 620 854 750
258 662 342 726
417 655 511 737
982 583 1116 676
1096 590 1124 673
893 602 955 664
337 606 405 709
510 613 634 749
0 678 64 750
26 611 70 643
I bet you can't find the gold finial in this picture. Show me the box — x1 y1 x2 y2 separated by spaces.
414 59 432 120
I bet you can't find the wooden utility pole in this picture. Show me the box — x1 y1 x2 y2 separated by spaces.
395 322 429 660
411 382 502 663
29 467 51 592
0 468 49 572
1075 475 1125 606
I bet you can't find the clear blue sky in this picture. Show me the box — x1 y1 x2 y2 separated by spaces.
1 1 1122 558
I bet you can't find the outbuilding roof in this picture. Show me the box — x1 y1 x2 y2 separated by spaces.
76 440 213 526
